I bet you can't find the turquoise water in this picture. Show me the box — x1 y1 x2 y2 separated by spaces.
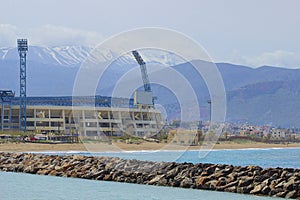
0 172 275 200
2 148 300 200
54 147 300 168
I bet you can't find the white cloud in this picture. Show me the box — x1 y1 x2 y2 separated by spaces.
29 25 103 46
0 24 19 47
0 24 104 47
229 50 300 69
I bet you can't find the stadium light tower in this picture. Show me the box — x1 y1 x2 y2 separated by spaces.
17 39 28 132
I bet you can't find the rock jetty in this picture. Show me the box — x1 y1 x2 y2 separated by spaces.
0 152 300 199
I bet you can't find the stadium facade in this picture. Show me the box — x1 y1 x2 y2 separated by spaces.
0 96 163 138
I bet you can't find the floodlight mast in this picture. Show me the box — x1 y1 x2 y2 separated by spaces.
17 39 28 132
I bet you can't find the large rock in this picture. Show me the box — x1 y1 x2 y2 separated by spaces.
250 184 263 194
261 185 271 195
286 190 298 199
195 176 211 189
180 177 193 188
148 174 166 185
238 177 254 187
284 179 295 191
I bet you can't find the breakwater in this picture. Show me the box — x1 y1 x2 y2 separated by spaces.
0 152 299 199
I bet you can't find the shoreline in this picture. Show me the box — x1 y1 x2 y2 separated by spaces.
1 141 300 152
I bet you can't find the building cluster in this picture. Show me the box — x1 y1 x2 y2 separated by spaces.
167 120 300 146
222 123 300 140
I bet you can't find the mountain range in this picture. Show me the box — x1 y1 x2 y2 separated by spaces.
0 45 299 128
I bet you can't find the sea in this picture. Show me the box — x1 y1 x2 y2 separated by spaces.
1 148 300 200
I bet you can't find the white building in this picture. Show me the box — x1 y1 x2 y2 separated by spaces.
270 128 287 139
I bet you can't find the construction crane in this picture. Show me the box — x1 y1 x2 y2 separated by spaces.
132 50 154 108
132 50 151 92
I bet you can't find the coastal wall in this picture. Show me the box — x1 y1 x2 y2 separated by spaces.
0 152 299 199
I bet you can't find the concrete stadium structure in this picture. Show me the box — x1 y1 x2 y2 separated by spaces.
0 97 163 138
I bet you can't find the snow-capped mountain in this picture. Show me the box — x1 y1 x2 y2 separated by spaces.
2 44 300 127
0 45 92 66
0 45 185 67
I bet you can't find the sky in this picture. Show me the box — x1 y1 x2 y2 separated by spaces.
0 0 299 68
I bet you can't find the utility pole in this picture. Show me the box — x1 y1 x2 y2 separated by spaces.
207 100 212 124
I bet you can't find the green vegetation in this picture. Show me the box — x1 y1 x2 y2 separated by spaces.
0 130 30 137
231 139 255 144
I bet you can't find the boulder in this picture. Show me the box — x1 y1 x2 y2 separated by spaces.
216 177 227 186
180 177 193 188
148 174 165 185
261 185 271 195
237 185 253 194
285 190 297 199
207 180 218 190
250 184 263 194
284 179 295 191
195 176 211 188
224 186 237 193
238 177 253 187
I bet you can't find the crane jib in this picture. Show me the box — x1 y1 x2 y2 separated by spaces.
132 51 152 92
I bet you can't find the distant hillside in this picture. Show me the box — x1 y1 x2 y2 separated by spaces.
227 80 300 127
217 63 300 91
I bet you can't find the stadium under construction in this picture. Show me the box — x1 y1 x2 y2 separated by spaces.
0 96 163 138
0 39 163 139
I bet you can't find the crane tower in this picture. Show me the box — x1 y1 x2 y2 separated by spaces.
132 50 154 108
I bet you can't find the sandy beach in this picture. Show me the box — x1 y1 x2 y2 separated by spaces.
1 141 300 152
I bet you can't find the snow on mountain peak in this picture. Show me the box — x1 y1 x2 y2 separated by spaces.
0 45 186 67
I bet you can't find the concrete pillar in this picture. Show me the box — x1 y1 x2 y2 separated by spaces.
48 109 51 128
62 109 65 134
34 108 36 132
108 110 111 136
9 103 12 130
1 103 4 131
82 110 86 137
